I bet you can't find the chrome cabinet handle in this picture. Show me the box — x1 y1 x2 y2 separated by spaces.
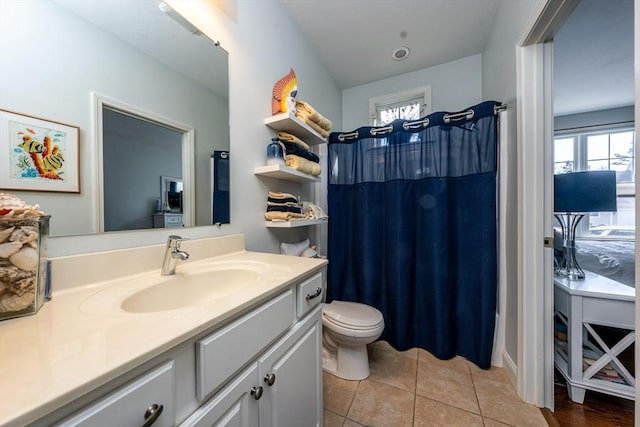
251 386 264 400
141 403 163 427
264 373 276 386
305 287 322 301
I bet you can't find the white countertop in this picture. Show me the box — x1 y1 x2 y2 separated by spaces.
0 248 326 426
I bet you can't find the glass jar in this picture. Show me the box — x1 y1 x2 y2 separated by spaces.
266 138 285 166
0 215 50 321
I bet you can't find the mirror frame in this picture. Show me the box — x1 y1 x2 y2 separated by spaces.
94 93 195 232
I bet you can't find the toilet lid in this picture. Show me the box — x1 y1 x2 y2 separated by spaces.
323 301 384 329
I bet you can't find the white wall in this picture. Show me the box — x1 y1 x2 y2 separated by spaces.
481 0 539 371
342 54 483 131
555 105 635 130
0 1 228 238
44 0 341 256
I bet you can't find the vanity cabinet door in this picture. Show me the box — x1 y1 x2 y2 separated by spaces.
179 364 259 427
196 289 294 400
55 361 175 427
258 306 323 427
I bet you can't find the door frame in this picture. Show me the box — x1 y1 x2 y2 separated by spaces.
518 1 639 417
92 93 195 232
515 0 580 409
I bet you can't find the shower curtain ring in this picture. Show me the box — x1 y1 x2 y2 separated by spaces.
403 118 429 130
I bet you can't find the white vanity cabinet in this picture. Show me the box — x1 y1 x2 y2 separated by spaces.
55 361 175 427
182 305 322 427
31 267 325 427
258 308 322 427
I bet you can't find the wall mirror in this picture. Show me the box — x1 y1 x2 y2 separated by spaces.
0 0 229 236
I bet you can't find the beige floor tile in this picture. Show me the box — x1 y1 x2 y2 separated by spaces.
416 358 480 414
414 395 483 427
343 420 366 427
323 372 359 416
347 379 415 427
323 409 345 427
417 349 471 376
468 363 511 385
373 340 419 360
483 418 515 426
474 377 548 426
368 341 418 392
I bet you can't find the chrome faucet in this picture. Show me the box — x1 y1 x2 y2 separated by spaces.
161 235 190 276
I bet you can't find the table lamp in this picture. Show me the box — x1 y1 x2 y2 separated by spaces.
554 170 617 279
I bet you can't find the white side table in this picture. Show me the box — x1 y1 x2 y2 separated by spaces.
554 271 635 403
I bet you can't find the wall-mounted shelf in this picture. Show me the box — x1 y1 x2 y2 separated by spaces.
264 112 327 146
265 218 328 228
254 164 321 183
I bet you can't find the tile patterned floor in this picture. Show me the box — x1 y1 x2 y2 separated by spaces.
323 341 548 427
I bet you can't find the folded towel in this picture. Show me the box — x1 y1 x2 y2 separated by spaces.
267 201 300 207
265 211 307 221
285 154 321 176
295 111 330 138
279 140 320 163
276 132 310 150
296 101 333 131
268 191 297 201
266 205 302 213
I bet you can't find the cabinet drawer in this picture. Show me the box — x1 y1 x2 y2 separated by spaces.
56 361 175 427
166 215 182 224
297 272 323 318
196 290 294 400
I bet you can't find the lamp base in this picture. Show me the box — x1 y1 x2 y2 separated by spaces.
554 213 585 280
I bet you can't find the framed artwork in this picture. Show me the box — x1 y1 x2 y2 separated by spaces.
0 109 80 193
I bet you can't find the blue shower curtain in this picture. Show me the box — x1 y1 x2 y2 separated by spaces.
327 100 500 369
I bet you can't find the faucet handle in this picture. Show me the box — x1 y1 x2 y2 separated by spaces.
167 235 189 247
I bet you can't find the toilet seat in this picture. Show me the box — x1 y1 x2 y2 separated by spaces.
323 301 384 330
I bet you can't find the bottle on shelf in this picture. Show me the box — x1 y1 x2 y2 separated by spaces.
266 138 285 166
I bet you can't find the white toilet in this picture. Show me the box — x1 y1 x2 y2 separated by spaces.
322 300 385 380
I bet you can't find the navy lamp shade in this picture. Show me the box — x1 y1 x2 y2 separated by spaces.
554 170 617 279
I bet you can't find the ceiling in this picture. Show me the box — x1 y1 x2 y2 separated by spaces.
281 0 634 116
53 0 229 98
281 0 502 90
57 0 634 116
553 0 634 116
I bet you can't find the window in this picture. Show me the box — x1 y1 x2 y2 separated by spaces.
553 127 636 239
369 86 431 126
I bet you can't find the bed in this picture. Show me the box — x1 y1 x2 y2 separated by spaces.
554 230 635 287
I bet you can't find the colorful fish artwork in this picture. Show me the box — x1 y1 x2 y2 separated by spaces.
9 120 66 181
272 68 298 115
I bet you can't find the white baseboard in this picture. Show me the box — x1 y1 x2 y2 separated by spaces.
502 350 517 390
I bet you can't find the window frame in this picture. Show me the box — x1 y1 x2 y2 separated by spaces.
553 124 636 240
368 86 431 126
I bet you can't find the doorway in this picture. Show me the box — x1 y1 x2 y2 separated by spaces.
550 0 636 418
517 0 638 419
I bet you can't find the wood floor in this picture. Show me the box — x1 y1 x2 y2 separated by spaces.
549 370 634 427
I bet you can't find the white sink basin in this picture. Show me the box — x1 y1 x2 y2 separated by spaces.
81 260 273 314
121 268 260 313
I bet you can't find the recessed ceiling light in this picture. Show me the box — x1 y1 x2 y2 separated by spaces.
392 47 410 61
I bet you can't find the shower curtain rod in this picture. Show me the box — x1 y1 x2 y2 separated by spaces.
336 104 507 141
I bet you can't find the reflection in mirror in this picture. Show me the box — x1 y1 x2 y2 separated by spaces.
0 0 229 237
102 107 184 232
161 176 184 214
212 151 230 224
